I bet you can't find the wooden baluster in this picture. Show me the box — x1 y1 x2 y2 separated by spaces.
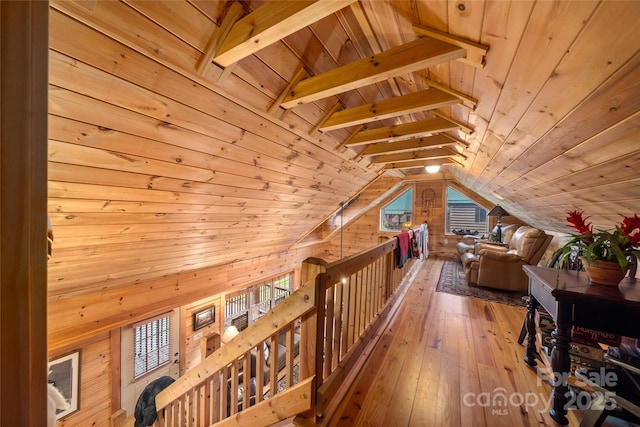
178 393 185 427
255 342 265 403
324 286 335 376
285 324 294 388
221 367 229 419
188 387 195 427
213 372 221 423
164 402 176 427
208 376 216 424
341 279 351 359
269 335 278 394
364 266 372 326
230 361 239 416
333 284 343 367
347 276 357 350
354 272 361 344
201 381 209 426
242 351 250 411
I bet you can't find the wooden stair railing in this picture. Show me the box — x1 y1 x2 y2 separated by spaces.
139 237 418 427
153 280 318 426
312 238 417 418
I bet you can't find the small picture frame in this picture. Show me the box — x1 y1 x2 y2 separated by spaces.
48 350 80 420
193 306 215 331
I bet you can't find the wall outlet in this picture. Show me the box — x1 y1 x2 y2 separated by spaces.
444 239 449 244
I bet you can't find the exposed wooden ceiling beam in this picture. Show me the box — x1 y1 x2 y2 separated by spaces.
320 88 460 132
446 134 471 148
281 37 466 108
197 2 244 74
213 0 355 67
412 24 489 68
359 134 457 157
383 158 462 170
371 147 463 164
339 2 404 99
432 111 474 135
345 116 460 147
335 125 364 152
269 63 307 114
424 78 477 110
309 102 341 136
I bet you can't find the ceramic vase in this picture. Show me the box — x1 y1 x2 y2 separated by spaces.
580 257 628 286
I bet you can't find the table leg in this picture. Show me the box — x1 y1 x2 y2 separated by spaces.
524 295 539 367
549 301 571 426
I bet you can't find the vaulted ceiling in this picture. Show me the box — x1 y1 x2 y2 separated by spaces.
48 0 640 294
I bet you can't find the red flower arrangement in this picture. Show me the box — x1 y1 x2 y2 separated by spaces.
560 210 640 270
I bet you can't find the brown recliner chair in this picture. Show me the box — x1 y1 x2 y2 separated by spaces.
461 226 553 291
456 224 519 261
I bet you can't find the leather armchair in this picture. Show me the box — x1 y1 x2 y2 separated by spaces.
456 234 482 260
456 224 519 261
462 226 553 291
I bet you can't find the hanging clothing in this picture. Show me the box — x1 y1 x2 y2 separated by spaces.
415 227 423 252
418 222 429 260
410 229 420 258
395 231 411 268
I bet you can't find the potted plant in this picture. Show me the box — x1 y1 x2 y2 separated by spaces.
558 210 640 285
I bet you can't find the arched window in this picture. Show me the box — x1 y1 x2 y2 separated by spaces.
445 187 488 234
380 188 413 232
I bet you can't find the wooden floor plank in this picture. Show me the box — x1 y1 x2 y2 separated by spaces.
433 308 463 427
457 300 488 427
325 257 636 427
382 286 434 426
408 268 447 427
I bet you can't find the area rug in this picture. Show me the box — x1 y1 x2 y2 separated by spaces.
436 259 527 307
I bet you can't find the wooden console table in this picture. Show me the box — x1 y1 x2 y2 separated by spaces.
522 265 640 425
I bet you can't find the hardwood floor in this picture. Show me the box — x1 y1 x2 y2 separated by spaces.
325 258 639 427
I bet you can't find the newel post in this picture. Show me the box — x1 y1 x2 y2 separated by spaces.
1 2 49 426
314 273 328 415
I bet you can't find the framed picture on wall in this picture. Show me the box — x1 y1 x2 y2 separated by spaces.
194 306 215 331
48 350 80 420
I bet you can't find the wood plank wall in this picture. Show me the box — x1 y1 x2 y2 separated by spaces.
181 295 223 374
53 333 113 427
322 179 543 263
47 1 377 299
48 244 323 352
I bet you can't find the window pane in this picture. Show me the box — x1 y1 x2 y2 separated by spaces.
159 345 169 365
380 189 413 232
446 187 488 234
133 316 171 378
148 351 158 369
134 357 146 378
224 273 293 329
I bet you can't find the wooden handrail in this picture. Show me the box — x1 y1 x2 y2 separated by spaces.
145 237 418 426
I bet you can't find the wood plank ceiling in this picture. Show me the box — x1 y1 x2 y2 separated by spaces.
48 0 640 296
